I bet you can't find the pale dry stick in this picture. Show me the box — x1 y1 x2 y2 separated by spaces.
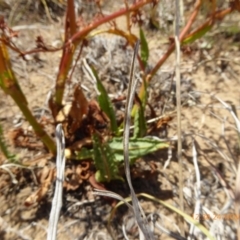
0 163 38 185
8 1 21 25
122 224 130 240
12 25 53 31
93 189 134 210
202 206 227 240
84 231 110 240
0 216 31 240
0 165 18 184
40 0 54 23
151 213 183 239
154 222 185 240
118 110 176 133
199 207 218 238
189 139 202 240
196 143 235 200
123 40 154 240
214 96 240 136
82 58 100 95
214 96 240 240
180 0 185 26
222 118 238 166
163 145 173 170
47 124 66 240
175 0 185 236
236 162 240 240
196 133 236 173
93 189 147 239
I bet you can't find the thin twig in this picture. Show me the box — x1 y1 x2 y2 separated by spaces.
189 139 202 239
47 124 66 240
175 0 185 236
123 40 154 239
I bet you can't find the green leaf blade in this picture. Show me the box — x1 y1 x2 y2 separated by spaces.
182 25 212 45
110 137 169 163
139 28 149 68
92 134 121 182
89 66 118 134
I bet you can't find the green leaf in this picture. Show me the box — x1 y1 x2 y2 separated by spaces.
133 104 146 138
139 28 149 68
74 137 169 164
74 147 93 160
109 137 169 164
73 137 169 182
133 81 147 138
90 66 118 134
92 134 122 182
0 122 15 161
182 25 212 45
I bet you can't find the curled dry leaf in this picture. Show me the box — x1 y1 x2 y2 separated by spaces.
24 160 90 205
10 128 43 150
88 100 109 131
24 167 55 207
54 85 89 143
63 162 90 191
156 116 173 129
64 167 83 191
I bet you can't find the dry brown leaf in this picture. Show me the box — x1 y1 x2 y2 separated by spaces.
69 137 92 150
156 116 173 129
88 100 109 130
24 168 54 207
68 85 89 134
63 165 86 191
229 0 240 12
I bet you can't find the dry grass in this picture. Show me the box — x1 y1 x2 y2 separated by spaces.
0 0 240 239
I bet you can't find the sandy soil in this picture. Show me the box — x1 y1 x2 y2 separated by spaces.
0 1 240 239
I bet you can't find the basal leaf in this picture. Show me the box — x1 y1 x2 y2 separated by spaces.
73 136 169 181
109 137 169 164
90 66 118 134
133 83 147 138
73 137 169 165
92 133 122 182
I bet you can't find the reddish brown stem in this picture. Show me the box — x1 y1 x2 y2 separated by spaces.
149 0 202 82
69 0 154 45
54 0 154 107
139 2 232 103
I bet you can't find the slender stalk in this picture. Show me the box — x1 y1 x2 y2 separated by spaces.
137 1 232 102
69 0 154 45
55 0 153 107
0 41 56 154
55 0 77 107
175 0 184 236
123 40 154 239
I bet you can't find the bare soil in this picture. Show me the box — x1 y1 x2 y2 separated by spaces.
0 1 240 239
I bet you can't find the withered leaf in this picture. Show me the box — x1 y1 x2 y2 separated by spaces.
68 85 89 134
230 0 240 12
25 168 54 207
